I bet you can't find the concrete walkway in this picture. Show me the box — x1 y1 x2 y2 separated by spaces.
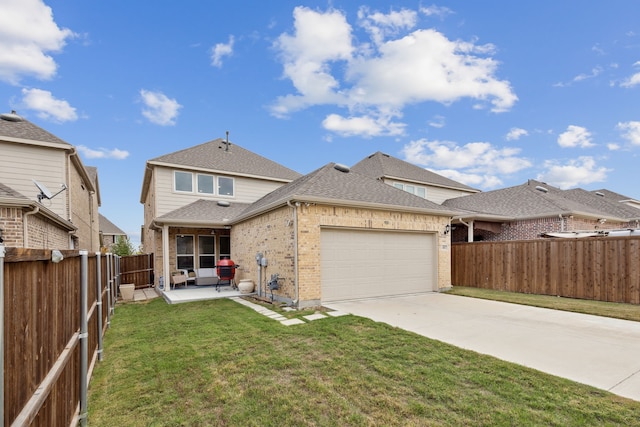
326 293 640 402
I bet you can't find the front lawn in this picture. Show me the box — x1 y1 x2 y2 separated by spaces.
88 298 640 426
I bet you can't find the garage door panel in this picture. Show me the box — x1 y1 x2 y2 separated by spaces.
321 229 436 302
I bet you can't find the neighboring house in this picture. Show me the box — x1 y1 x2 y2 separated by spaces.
139 138 302 287
443 179 640 242
591 189 640 210
0 182 76 247
351 151 480 204
231 163 460 308
99 213 127 249
0 111 100 250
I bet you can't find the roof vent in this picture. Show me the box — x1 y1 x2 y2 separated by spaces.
217 200 230 207
0 110 23 122
535 185 548 193
595 191 605 197
334 163 350 173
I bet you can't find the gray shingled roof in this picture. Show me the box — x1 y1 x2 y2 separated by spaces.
443 180 640 221
0 182 29 200
592 189 640 203
235 163 460 221
99 214 127 236
0 112 71 145
157 199 252 225
351 151 479 192
149 139 301 181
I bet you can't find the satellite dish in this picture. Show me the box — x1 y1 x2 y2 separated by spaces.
33 179 67 203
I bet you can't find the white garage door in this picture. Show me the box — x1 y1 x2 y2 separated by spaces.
321 228 436 302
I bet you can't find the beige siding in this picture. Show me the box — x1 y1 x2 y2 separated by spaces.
0 141 68 217
154 166 287 216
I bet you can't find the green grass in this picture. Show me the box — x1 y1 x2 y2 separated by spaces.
87 298 640 426
446 286 640 322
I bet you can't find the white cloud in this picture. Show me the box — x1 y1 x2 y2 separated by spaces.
537 157 609 189
139 89 182 126
77 145 129 160
607 143 621 151
0 0 76 84
211 35 234 68
322 113 405 137
505 127 528 141
620 62 640 88
428 114 445 128
400 138 531 189
420 5 454 19
557 125 594 148
20 88 77 122
271 6 517 137
617 121 640 145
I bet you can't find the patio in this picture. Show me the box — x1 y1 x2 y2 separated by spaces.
160 284 253 304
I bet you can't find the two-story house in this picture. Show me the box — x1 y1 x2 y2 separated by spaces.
0 111 100 250
99 213 127 250
139 137 301 287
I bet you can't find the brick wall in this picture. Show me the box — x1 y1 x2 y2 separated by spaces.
0 207 70 248
0 207 24 247
452 216 635 242
69 164 100 251
233 203 451 308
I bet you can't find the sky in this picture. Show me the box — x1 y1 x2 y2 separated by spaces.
1 1 640 248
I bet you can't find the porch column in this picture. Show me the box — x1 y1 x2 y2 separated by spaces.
163 224 170 291
467 220 474 242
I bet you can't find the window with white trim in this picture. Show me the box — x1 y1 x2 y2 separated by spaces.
392 182 427 199
197 174 214 194
218 176 234 196
174 171 193 192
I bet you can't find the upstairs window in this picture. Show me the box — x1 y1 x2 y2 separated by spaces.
197 174 214 194
392 182 427 199
218 176 234 196
175 171 192 192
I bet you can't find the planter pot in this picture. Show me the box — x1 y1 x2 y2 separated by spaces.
238 279 255 294
120 283 135 301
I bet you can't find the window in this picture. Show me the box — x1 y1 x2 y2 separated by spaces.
198 235 216 268
197 174 214 194
176 235 194 270
218 176 234 196
175 171 192 192
219 235 231 259
392 182 427 199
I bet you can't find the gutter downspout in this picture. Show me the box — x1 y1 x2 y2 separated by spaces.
559 214 565 232
286 201 299 307
23 205 40 248
0 243 5 427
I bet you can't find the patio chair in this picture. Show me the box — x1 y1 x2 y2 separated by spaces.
171 273 188 289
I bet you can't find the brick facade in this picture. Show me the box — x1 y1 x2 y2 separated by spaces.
0 207 70 248
452 217 636 242
69 163 100 251
232 203 451 308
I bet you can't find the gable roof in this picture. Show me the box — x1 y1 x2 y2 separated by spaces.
148 138 301 181
99 214 127 236
592 189 640 205
351 151 479 192
443 179 640 222
155 199 252 228
234 163 460 222
0 111 71 147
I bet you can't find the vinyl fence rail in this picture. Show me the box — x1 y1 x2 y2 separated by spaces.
2 246 120 426
451 235 640 304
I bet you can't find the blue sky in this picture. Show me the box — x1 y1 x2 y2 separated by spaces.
2 1 640 248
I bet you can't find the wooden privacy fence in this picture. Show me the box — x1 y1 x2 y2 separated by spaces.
452 236 640 304
120 253 154 289
1 247 121 426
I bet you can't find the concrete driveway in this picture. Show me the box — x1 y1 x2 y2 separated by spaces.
325 293 640 402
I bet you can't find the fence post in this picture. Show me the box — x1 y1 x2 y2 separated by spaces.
96 252 104 361
79 251 89 426
106 253 112 327
0 243 5 427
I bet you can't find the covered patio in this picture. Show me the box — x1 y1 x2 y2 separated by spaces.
160 283 254 304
